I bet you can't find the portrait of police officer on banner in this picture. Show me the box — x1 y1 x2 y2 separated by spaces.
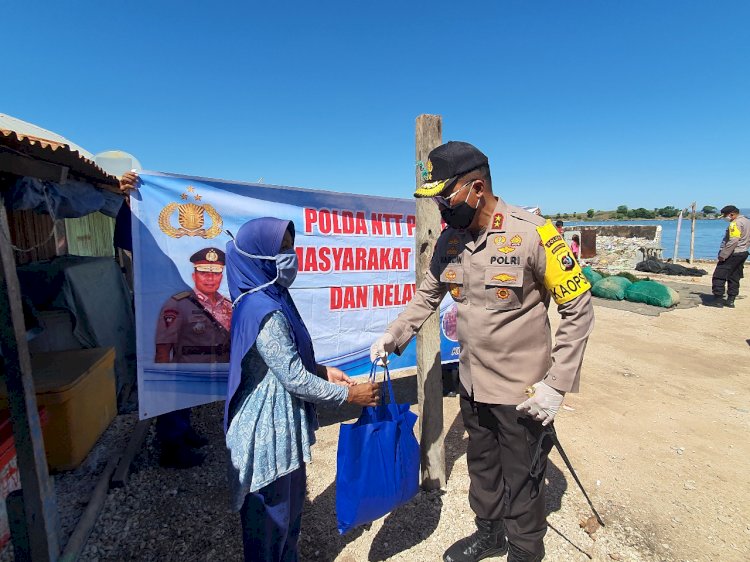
155 247 232 364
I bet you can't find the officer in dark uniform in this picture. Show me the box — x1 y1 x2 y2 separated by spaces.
154 247 233 468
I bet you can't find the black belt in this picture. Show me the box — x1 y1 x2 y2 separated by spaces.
181 345 229 356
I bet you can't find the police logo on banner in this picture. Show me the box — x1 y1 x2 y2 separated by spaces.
158 186 223 239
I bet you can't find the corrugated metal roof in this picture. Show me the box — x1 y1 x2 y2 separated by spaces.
0 113 119 189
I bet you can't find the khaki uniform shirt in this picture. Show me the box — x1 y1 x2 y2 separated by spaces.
387 197 595 405
155 289 232 363
718 215 750 260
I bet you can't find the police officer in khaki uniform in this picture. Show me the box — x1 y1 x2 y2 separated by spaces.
707 205 750 308
371 142 594 562
154 247 233 468
155 247 232 362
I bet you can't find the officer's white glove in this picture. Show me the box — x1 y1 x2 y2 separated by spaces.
369 333 395 365
516 381 565 426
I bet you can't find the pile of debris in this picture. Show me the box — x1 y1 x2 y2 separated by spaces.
582 235 654 272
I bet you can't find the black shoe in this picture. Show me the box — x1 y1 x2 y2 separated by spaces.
704 296 725 308
726 297 736 308
159 445 205 469
508 542 545 562
184 428 209 448
443 518 507 562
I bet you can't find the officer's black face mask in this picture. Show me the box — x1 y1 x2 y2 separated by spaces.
440 180 479 230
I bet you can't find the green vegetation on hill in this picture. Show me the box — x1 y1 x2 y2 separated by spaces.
543 204 722 221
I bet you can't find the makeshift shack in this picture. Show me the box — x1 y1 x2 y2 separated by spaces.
0 113 133 560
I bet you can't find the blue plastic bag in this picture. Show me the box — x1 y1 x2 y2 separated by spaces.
335 361 420 534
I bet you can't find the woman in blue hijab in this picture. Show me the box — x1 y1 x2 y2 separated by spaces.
224 217 380 562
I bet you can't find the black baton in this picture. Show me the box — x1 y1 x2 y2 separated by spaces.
544 424 605 527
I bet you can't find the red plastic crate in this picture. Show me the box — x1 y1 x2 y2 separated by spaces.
0 408 47 549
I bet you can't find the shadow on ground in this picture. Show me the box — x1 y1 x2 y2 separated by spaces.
305 378 574 562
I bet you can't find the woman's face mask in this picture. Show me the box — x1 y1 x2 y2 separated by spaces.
274 249 299 288
231 241 299 307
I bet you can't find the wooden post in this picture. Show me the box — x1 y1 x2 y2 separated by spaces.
689 202 696 265
53 220 68 256
0 192 60 561
672 209 683 262
414 114 446 490
59 451 121 562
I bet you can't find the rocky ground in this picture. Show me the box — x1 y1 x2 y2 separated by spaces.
2 264 748 562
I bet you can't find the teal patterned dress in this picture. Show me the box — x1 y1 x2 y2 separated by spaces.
226 311 348 510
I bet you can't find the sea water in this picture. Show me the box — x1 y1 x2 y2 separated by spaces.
567 216 746 260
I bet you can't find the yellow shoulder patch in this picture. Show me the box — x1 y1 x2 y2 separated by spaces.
537 221 590 305
728 221 741 238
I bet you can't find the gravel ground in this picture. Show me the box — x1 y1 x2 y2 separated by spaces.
1 263 747 561
3 376 648 562
0 412 137 561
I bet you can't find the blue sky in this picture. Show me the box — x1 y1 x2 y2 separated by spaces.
4 1 748 213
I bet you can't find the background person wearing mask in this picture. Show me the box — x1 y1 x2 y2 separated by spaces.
153 247 233 468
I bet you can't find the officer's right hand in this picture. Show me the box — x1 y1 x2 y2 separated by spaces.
369 333 395 365
346 382 381 407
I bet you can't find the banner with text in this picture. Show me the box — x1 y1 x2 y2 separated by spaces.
131 172 459 420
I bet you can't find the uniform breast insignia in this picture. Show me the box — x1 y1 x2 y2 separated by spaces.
163 309 178 328
492 272 517 283
192 322 206 335
493 235 506 246
446 247 459 256
497 246 515 254
492 213 504 230
446 270 457 281
449 284 462 299
448 237 460 246
510 234 522 247
158 185 223 239
496 288 510 300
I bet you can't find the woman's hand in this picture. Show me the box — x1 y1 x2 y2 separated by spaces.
325 366 354 387
346 383 381 407
119 171 140 195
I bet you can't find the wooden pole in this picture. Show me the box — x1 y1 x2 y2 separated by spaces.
53 220 68 256
59 451 121 562
414 114 446 490
689 202 696 265
0 192 60 561
672 209 683 262
111 418 153 488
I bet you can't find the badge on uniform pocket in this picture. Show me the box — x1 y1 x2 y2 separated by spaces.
484 267 524 311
